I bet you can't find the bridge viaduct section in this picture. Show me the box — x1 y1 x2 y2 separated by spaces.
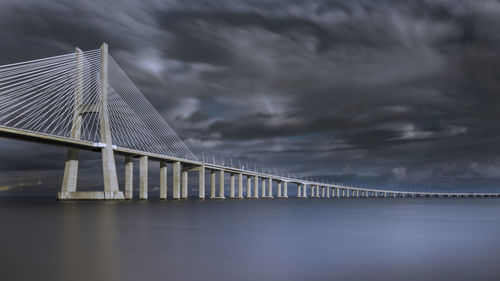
0 43 498 200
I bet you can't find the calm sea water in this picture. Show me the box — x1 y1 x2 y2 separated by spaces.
1 197 500 281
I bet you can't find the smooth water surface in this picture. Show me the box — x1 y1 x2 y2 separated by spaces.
1 197 500 281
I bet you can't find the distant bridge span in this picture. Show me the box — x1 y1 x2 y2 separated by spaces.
0 44 497 199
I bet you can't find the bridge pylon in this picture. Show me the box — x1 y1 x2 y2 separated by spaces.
58 43 124 200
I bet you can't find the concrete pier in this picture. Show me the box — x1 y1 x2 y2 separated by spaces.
297 184 302 198
58 44 124 200
59 148 80 200
268 179 273 198
261 178 267 198
125 156 133 199
283 182 288 197
198 165 205 199
277 181 282 197
159 161 167 199
254 176 259 199
182 169 188 199
210 170 216 199
58 48 84 200
247 176 252 198
99 44 123 200
230 173 235 198
139 156 148 199
173 161 181 199
238 173 244 199
219 170 225 199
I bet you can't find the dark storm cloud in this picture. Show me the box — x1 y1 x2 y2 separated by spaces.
1 0 500 194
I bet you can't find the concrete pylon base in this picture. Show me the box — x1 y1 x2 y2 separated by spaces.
57 191 124 200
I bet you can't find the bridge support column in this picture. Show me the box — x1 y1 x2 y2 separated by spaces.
182 169 188 199
230 173 235 198
246 176 252 198
58 48 83 200
173 161 181 199
198 165 205 199
100 43 123 200
303 185 308 198
238 173 244 199
219 170 225 199
160 161 167 199
297 184 302 198
268 178 273 198
59 149 79 200
58 44 124 200
254 176 259 199
210 170 216 199
283 182 288 197
139 156 148 199
124 156 133 199
261 178 267 198
277 181 282 197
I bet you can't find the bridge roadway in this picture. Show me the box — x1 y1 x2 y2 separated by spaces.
2 125 499 199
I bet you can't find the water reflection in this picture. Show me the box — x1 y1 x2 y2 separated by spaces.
0 198 500 281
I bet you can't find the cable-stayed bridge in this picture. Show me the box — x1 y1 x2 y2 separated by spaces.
0 44 497 199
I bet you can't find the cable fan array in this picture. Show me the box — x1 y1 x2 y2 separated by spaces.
0 48 196 161
0 49 102 142
107 55 196 160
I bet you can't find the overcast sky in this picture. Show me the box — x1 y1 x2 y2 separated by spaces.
1 0 500 195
